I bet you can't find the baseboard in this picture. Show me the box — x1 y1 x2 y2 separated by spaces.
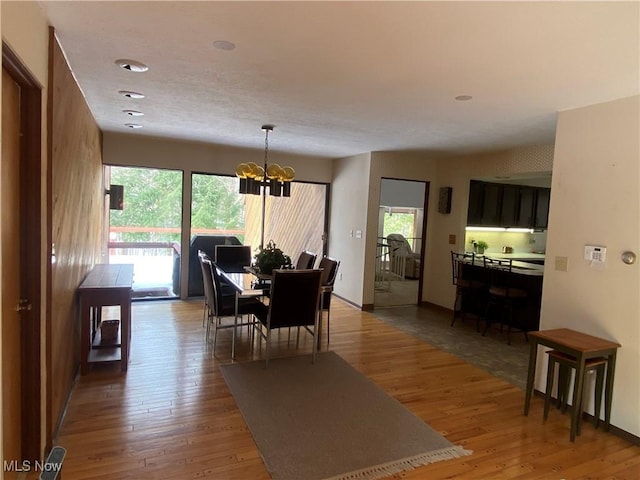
361 303 374 311
53 363 80 441
420 300 452 314
532 389 639 445
332 293 363 311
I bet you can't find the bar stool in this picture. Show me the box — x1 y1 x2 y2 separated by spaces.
450 251 485 329
543 350 607 436
482 257 528 344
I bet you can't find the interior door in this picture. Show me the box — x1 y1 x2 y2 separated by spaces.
2 67 23 468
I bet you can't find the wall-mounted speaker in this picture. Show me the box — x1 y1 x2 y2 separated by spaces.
438 187 452 214
108 184 124 210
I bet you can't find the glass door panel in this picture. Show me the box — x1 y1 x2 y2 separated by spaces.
107 166 183 299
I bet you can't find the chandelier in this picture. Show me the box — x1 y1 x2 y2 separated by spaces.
235 125 295 248
235 125 295 197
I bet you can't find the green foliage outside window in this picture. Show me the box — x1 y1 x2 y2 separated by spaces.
191 173 245 242
383 212 415 248
109 166 183 242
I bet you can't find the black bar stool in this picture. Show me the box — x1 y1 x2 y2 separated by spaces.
482 257 528 344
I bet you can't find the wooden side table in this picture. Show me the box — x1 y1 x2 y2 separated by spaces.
523 328 621 441
78 264 134 375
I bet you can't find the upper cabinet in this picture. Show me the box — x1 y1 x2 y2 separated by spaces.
467 180 550 229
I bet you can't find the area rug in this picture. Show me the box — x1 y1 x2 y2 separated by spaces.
220 351 471 480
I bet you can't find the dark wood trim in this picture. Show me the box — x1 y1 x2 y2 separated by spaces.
45 27 55 450
417 181 429 304
361 303 374 311
2 41 44 461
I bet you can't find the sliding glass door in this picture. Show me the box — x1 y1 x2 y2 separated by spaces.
189 173 327 295
107 166 183 299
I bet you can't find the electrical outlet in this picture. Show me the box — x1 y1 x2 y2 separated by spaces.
448 234 456 245
339 273 343 281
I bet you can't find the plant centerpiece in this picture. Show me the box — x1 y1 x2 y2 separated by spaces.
254 240 292 274
475 240 489 254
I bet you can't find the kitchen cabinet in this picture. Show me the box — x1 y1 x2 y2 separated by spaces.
467 180 484 225
515 187 535 228
480 183 502 226
534 187 550 229
500 185 519 225
467 180 550 229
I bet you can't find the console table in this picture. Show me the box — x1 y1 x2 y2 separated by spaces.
78 264 134 374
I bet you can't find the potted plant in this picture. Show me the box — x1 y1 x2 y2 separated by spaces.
254 240 292 274
476 240 489 255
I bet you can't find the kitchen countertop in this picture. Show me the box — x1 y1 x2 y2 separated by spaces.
465 255 544 276
482 252 545 261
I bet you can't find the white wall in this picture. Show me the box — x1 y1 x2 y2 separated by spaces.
540 96 640 436
365 151 439 306
328 153 371 306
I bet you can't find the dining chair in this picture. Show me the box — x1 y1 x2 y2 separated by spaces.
253 269 322 367
317 256 340 344
198 250 215 328
215 245 252 273
482 256 528 344
202 256 266 353
295 251 317 270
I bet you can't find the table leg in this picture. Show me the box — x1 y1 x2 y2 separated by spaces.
316 295 324 351
604 350 617 432
232 293 239 359
80 297 91 375
121 293 131 372
524 338 538 415
570 353 587 442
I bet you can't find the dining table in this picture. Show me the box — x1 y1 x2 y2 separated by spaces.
523 328 621 441
214 266 265 358
216 266 330 354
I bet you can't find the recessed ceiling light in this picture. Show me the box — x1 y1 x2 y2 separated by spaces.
455 95 473 101
124 123 143 129
213 40 236 51
115 59 149 72
119 90 145 99
123 110 144 117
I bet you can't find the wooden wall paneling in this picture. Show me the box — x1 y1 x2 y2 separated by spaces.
49 32 103 434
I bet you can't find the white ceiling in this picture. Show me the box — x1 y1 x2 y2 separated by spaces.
39 1 639 158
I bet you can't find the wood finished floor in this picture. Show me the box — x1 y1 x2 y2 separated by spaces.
54 299 639 480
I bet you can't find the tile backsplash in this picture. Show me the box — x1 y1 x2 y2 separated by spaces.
464 230 547 254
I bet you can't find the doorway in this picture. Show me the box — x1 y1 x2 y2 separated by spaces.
2 45 44 464
374 178 428 307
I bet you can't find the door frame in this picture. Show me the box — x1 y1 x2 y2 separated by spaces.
2 42 45 461
376 177 429 305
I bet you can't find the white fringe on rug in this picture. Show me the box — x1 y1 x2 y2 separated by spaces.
324 446 473 480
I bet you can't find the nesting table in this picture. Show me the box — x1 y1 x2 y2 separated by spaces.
523 328 621 441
